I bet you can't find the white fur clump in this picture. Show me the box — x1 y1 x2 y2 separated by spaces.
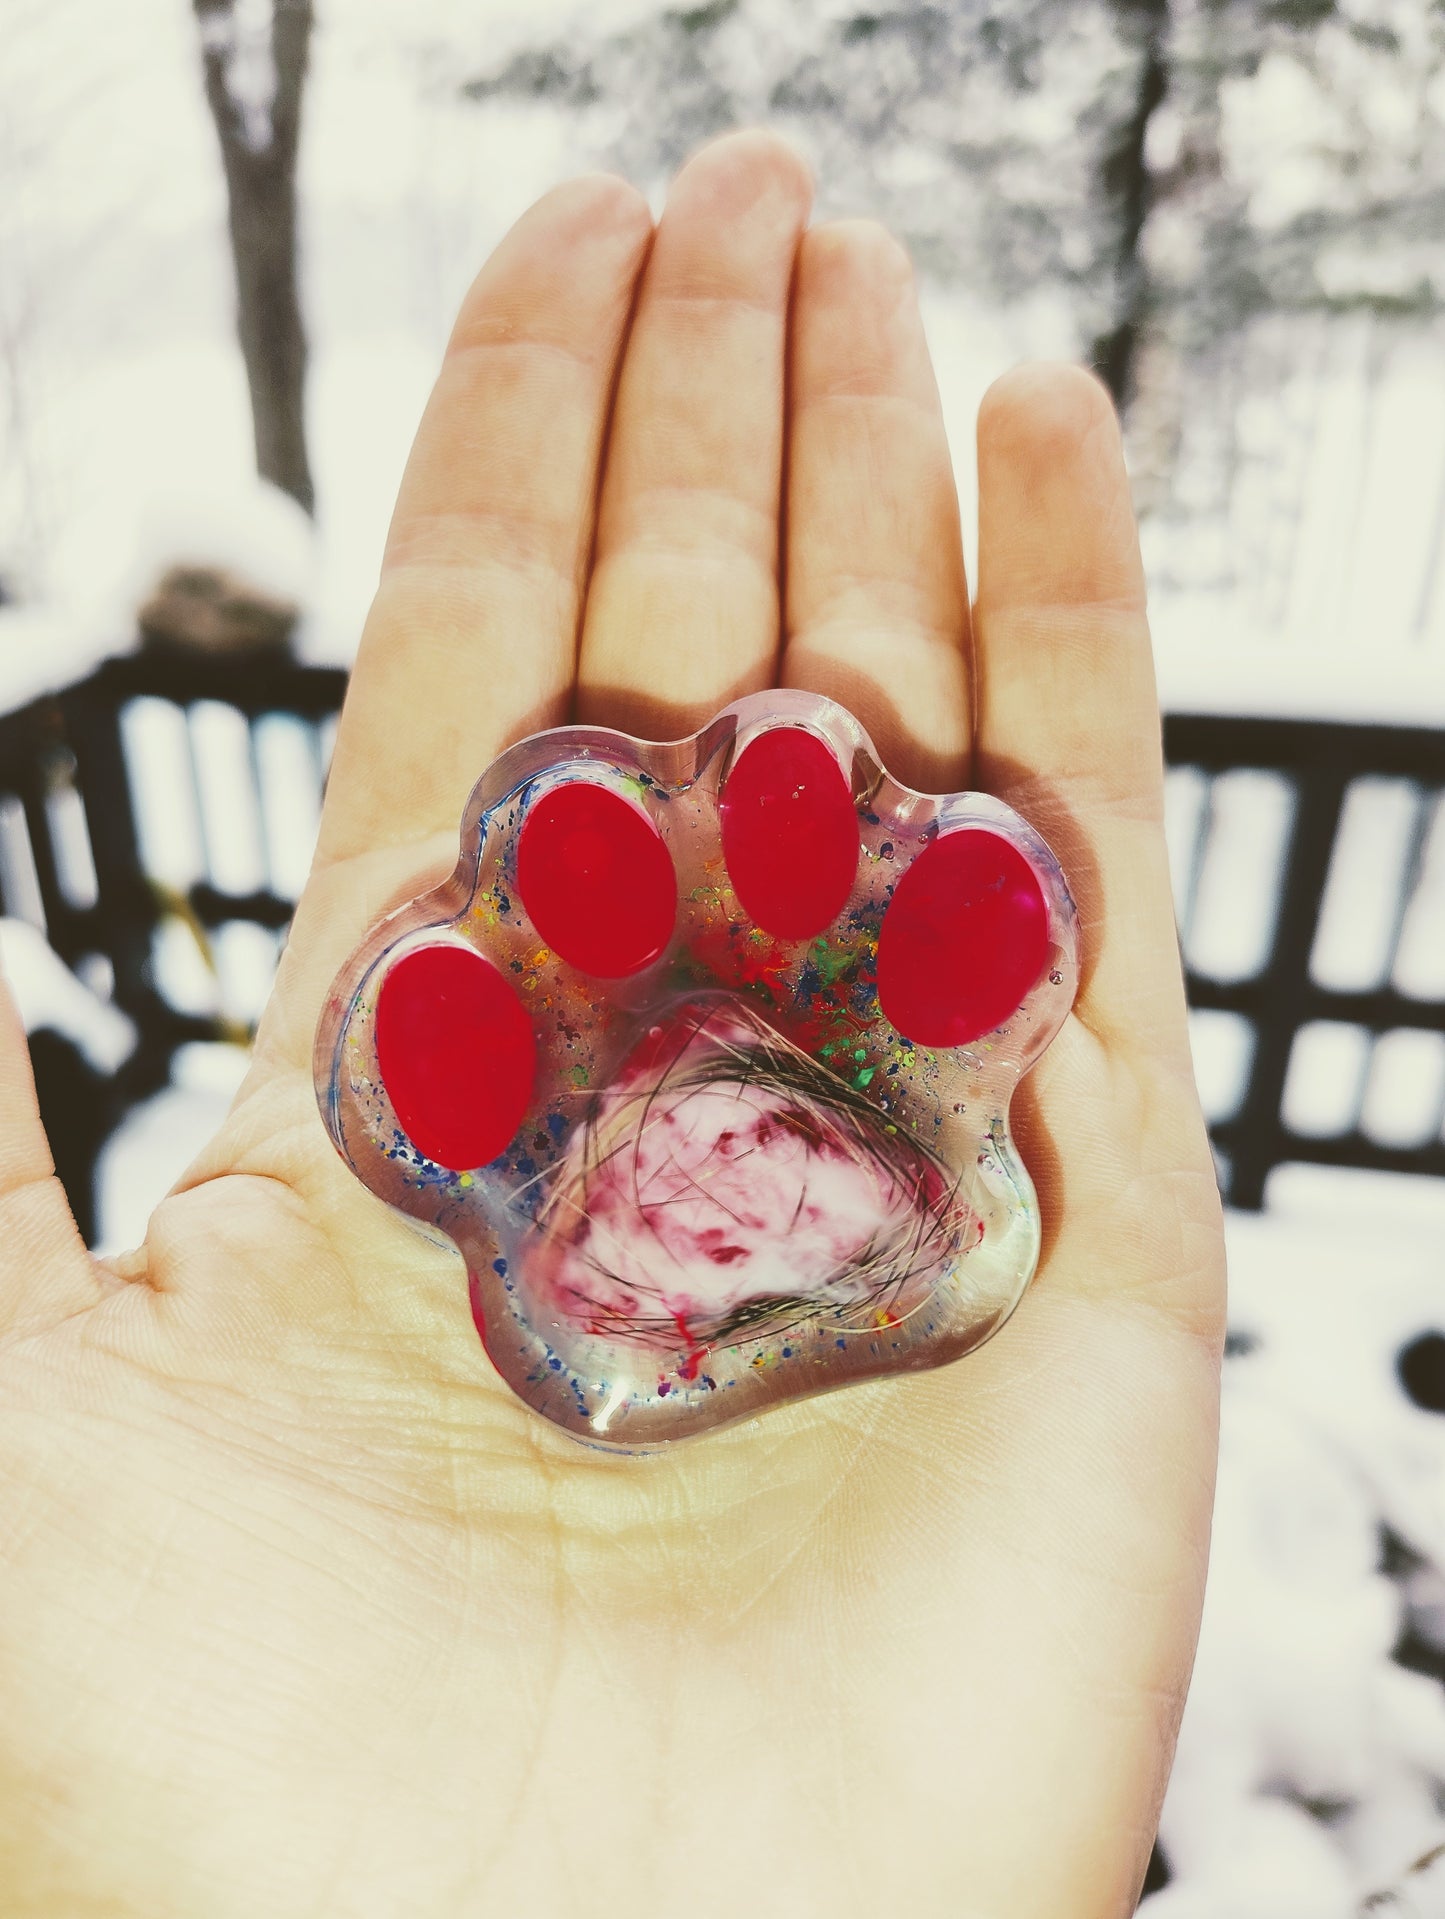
1143 1203 1445 1915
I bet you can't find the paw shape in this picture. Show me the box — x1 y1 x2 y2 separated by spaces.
316 692 1077 1449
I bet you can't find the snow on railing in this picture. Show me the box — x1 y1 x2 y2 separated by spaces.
1 653 1443 1232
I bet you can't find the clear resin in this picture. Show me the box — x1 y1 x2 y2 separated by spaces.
314 691 1078 1449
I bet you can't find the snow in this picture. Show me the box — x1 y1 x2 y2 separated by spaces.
1313 781 1423 994
199 0 281 153
117 692 325 904
94 1040 249 1251
136 475 316 611
1152 1208 1445 1912
0 605 123 718
2 5 1444 1908
1144 317 1445 726
1179 769 1295 984
0 916 135 1073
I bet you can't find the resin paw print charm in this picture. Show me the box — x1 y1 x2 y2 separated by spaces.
315 692 1077 1450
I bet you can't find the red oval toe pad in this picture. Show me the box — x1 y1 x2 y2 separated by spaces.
376 944 535 1170
517 780 677 978
720 726 860 941
877 828 1050 1048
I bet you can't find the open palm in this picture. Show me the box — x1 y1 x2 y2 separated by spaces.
0 135 1223 1918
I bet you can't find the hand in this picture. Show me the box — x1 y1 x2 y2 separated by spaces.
0 133 1223 1918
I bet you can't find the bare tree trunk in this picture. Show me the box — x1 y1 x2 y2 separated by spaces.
194 0 315 514
1092 0 1170 411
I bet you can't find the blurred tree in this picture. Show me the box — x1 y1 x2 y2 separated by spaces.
463 0 1149 356
1092 0 1171 406
461 0 1445 621
1128 0 1445 580
461 0 1445 405
194 0 315 515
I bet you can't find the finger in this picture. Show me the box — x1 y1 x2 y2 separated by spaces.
783 220 971 793
576 130 812 737
316 175 653 869
0 975 97 1334
973 363 1187 1062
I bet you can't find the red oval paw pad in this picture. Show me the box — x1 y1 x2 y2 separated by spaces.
517 781 677 978
877 829 1049 1047
720 726 859 940
376 944 535 1170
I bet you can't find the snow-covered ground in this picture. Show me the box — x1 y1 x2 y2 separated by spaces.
1151 1195 1445 1917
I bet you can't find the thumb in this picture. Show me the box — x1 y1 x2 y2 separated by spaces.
0 971 100 1337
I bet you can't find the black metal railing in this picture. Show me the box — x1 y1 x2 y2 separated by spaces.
1165 714 1445 1207
3 656 1443 1236
0 653 345 1239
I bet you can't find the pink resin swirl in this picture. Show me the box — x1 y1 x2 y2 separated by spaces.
527 1003 966 1351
